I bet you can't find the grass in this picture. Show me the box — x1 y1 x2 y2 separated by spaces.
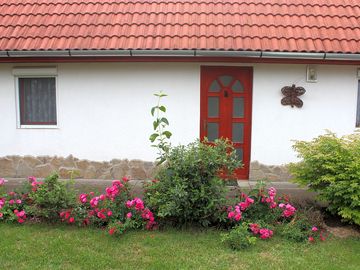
0 223 359 270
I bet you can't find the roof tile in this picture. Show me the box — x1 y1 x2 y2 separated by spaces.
0 0 359 53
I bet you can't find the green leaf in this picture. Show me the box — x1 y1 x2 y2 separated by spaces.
161 117 169 125
151 107 156 116
159 106 166 112
163 131 172 139
153 120 159 130
149 133 159 142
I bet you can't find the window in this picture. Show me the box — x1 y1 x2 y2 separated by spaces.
357 80 360 127
13 67 58 128
18 77 57 126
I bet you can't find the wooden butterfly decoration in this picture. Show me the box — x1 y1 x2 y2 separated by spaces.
281 84 306 108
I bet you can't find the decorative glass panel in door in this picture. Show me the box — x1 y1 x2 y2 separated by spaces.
200 66 253 179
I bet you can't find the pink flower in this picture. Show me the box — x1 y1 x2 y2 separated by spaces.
112 180 124 188
69 217 75 223
16 199 22 204
249 223 260 234
227 211 235 219
0 198 5 209
0 213 3 218
312 226 318 232
90 197 99 208
99 194 106 201
97 212 106 219
28 176 36 183
234 213 242 221
79 194 88 204
0 178 5 186
18 218 25 224
268 187 276 197
9 199 14 205
109 227 116 235
122 176 129 182
107 211 112 217
259 228 273 239
279 203 285 208
308 236 314 242
126 212 132 219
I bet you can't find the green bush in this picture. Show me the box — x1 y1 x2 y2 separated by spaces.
144 139 241 227
289 132 360 225
26 173 76 221
279 216 312 242
221 223 257 250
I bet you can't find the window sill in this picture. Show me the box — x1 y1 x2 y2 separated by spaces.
18 125 59 129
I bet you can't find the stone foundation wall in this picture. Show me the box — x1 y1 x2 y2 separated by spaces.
0 155 156 180
0 155 291 181
249 161 292 182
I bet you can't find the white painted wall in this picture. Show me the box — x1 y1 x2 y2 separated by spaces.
0 62 358 165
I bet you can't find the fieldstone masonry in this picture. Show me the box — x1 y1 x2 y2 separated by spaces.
0 155 291 181
0 155 156 180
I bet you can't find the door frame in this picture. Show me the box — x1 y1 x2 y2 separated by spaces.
200 66 253 180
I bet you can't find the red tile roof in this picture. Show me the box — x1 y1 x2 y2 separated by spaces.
0 0 359 53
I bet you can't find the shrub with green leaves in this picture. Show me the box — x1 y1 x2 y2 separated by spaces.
221 223 257 250
26 173 76 221
144 139 241 227
289 132 360 225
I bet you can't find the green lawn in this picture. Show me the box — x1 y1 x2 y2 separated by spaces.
0 223 359 270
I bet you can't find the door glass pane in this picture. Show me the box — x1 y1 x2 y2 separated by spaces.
219 75 233 87
207 123 219 142
235 148 243 162
232 123 244 142
208 97 219 117
209 80 221 92
233 97 244 118
232 80 244 92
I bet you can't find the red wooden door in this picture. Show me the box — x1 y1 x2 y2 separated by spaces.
200 66 253 179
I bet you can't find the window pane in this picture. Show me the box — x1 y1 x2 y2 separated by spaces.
208 97 219 117
207 123 219 142
232 123 244 142
233 97 244 118
232 80 244 92
209 80 221 92
219 75 233 87
235 148 243 162
20 78 56 125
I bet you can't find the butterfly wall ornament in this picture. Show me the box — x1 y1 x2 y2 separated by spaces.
281 84 306 108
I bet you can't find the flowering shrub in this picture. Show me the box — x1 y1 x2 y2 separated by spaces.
59 177 156 235
222 184 314 249
0 175 156 237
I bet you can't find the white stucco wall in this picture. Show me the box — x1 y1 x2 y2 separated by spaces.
0 62 358 165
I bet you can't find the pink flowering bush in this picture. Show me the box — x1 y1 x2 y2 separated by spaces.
223 182 307 249
0 179 28 224
60 177 156 235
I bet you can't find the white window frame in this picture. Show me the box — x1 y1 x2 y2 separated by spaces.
13 67 59 129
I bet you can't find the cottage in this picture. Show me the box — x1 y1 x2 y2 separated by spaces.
0 0 359 180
